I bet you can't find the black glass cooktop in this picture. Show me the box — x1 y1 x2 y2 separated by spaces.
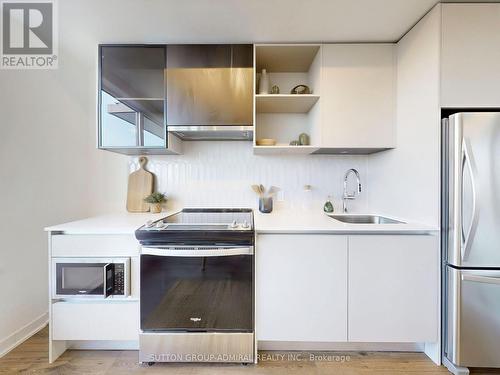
164 208 252 227
135 208 254 247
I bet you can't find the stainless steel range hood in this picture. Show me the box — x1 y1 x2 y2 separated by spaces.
168 126 253 141
166 45 253 141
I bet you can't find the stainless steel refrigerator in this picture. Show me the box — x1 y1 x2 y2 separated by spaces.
442 112 500 373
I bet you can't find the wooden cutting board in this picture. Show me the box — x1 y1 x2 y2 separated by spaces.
126 156 154 212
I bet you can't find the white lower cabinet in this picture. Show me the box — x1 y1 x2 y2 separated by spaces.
256 234 348 342
52 301 139 341
348 235 439 342
257 233 438 344
48 232 141 362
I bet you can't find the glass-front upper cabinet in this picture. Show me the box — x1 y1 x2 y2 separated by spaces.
98 45 181 154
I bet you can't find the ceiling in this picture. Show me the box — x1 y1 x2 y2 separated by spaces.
72 0 448 44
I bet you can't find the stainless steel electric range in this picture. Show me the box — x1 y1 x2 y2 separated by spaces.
135 208 255 364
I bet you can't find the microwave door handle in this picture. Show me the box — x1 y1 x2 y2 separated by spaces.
103 263 114 298
141 247 254 257
462 274 500 285
461 138 479 262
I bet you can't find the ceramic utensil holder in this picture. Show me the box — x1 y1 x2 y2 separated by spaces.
259 197 273 213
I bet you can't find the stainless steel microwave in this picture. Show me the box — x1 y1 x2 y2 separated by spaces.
51 258 130 299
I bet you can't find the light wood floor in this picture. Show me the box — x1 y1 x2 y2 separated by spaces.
1 327 499 374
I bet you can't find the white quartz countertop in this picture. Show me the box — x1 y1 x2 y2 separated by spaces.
44 211 178 234
254 210 438 234
45 209 438 235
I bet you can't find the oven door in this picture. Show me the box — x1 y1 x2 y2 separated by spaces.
140 247 254 333
52 258 115 299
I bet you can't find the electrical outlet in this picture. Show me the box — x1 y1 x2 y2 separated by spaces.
277 190 285 202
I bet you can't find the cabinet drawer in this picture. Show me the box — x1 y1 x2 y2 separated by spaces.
52 301 139 341
51 234 139 257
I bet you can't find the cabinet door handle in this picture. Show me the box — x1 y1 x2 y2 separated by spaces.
141 246 254 257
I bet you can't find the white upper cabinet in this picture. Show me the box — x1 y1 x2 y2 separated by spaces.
321 44 396 152
441 4 500 107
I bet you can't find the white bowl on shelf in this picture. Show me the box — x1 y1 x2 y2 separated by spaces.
256 139 277 146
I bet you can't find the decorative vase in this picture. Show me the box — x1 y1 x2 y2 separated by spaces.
299 133 310 146
258 69 270 94
150 203 162 213
323 196 334 213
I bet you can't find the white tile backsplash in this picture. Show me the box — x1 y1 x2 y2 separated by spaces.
130 142 368 212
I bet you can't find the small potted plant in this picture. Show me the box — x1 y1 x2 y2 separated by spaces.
144 192 166 213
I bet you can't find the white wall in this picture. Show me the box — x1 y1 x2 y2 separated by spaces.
133 143 368 213
367 5 441 226
0 70 91 352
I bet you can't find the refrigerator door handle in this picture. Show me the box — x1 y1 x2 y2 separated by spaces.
461 138 479 262
462 274 500 285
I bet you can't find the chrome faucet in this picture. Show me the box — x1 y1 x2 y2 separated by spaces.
342 169 362 213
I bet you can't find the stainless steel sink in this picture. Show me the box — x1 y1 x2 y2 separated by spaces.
328 214 405 224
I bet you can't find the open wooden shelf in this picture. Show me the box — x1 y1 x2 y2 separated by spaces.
253 145 320 155
255 45 321 72
253 45 322 155
255 94 320 113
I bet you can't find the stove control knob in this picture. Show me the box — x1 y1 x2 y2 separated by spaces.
230 220 238 229
145 220 154 228
156 221 165 228
242 220 250 229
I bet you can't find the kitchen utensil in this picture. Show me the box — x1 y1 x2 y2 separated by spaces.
290 84 311 95
126 156 154 212
259 184 265 196
267 186 280 196
256 138 276 146
251 184 263 197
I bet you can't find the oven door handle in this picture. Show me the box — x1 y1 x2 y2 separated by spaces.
141 247 254 257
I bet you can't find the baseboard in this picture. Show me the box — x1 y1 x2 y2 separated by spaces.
258 341 424 352
0 312 49 358
67 340 139 350
424 341 441 365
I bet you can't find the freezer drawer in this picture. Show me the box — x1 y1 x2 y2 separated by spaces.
446 267 500 367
